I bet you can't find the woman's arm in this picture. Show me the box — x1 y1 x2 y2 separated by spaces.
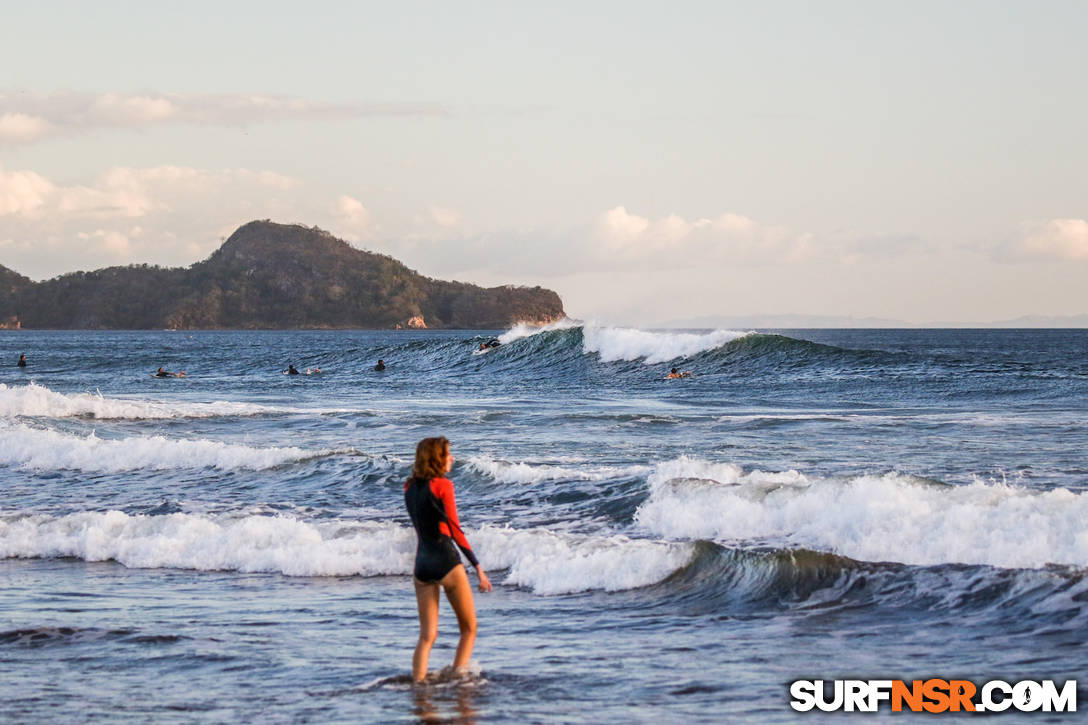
433 478 491 591
432 478 479 568
475 568 492 592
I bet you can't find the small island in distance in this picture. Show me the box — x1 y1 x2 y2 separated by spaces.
0 220 565 330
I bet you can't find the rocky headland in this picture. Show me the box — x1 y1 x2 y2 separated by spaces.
0 221 565 329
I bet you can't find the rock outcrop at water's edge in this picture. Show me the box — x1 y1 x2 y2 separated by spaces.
0 221 566 329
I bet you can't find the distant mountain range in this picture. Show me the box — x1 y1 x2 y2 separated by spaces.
0 221 565 330
659 313 1088 329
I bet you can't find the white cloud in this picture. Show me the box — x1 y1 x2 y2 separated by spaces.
0 163 306 278
245 170 299 191
77 228 135 257
15 165 300 221
1 169 930 307
588 207 929 270
57 174 163 219
363 206 927 288
598 206 650 242
1019 219 1088 261
0 165 55 216
389 204 472 245
89 93 177 125
333 195 372 238
429 206 461 229
0 112 51 143
0 90 449 145
594 206 811 264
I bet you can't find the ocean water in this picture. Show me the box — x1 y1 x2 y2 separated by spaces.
1 325 1085 723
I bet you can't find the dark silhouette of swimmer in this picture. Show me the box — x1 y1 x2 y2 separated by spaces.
478 339 500 351
17 354 27 367
154 366 184 378
375 359 386 371
286 364 300 375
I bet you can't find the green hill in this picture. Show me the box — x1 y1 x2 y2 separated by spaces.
0 221 565 329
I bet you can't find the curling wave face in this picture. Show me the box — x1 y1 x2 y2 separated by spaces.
497 319 752 364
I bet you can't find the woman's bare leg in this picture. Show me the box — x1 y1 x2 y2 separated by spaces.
413 578 440 681
439 564 478 670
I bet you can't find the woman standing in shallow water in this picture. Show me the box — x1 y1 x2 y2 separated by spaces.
404 437 492 681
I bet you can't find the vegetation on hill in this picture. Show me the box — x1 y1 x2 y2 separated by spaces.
0 221 565 329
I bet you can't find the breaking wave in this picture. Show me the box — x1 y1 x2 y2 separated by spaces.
470 321 911 377
581 325 751 364
0 511 690 594
3 508 1083 625
497 318 582 344
497 320 751 364
0 422 334 472
0 382 355 420
464 455 650 485
635 457 1088 569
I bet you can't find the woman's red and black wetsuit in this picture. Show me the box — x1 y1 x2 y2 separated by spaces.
404 476 479 582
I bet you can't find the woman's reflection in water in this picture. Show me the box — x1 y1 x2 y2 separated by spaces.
412 681 480 725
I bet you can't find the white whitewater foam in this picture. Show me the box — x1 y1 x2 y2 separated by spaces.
0 382 272 419
497 320 752 364
464 455 650 485
0 511 692 594
635 457 1088 569
0 382 358 420
0 512 415 576
582 325 750 364
0 422 325 472
473 524 691 595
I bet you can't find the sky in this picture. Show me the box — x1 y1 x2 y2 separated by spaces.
1 0 1085 325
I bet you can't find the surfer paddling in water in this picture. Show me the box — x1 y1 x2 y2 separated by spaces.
404 436 491 682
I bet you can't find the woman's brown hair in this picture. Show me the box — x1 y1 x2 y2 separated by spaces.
411 436 450 481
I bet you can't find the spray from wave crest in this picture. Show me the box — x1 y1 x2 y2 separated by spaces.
0 422 330 472
582 325 750 364
497 318 581 345
0 511 692 594
635 457 1088 569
